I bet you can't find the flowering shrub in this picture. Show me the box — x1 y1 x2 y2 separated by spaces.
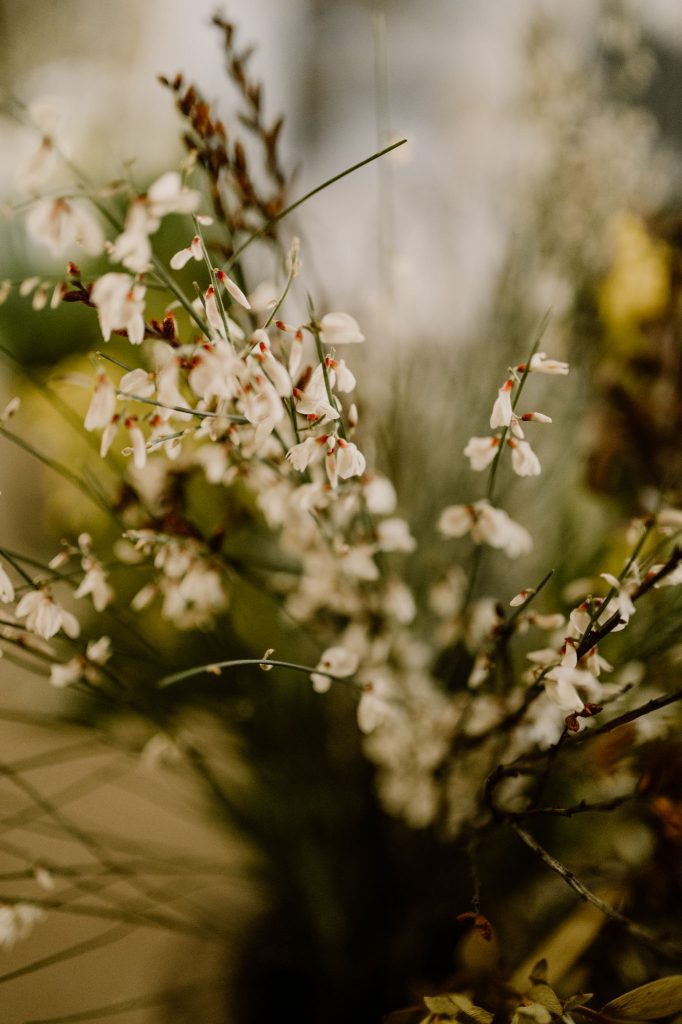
0 12 680 1024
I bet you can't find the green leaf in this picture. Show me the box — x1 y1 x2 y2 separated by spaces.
602 977 682 1020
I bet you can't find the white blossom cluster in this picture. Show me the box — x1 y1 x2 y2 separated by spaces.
0 88 680 853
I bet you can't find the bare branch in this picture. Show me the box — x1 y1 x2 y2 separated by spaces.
511 824 682 962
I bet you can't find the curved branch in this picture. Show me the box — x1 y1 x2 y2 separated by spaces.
511 824 682 962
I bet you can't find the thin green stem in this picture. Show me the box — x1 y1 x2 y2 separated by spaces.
0 545 35 586
24 977 224 1024
194 216 234 345
0 424 115 519
262 248 298 330
226 138 407 268
157 657 357 690
307 295 347 441
115 389 245 422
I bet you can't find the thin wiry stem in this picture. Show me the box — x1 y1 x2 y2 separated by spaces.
460 311 552 612
114 389 246 422
0 424 115 520
0 891 217 939
0 924 134 989
24 976 224 1024
157 657 357 690
512 792 635 819
511 824 682 961
484 686 682 817
0 760 220 939
262 247 298 330
226 138 407 268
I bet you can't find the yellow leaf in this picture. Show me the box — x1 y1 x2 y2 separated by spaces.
602 977 682 1020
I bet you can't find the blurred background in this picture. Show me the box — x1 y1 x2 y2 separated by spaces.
0 1 682 1021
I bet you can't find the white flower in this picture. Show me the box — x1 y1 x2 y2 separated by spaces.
86 636 111 663
310 646 358 693
216 270 251 310
520 411 552 424
131 582 157 611
527 352 569 375
656 508 682 530
463 436 499 471
288 328 304 378
376 517 416 553
294 374 340 424
34 867 55 891
468 651 493 689
15 588 80 640
202 286 228 340
1 396 20 422
286 435 327 472
170 235 203 270
109 173 199 271
109 202 153 273
545 665 590 712
248 280 279 312
325 357 356 393
239 375 285 446
90 273 146 345
84 372 117 432
74 561 113 612
123 417 147 470
383 579 417 623
526 647 561 668
100 418 120 458
251 331 291 396
155 350 188 416
651 562 682 587
0 562 14 603
119 367 155 398
19 277 40 298
50 658 83 688
18 137 59 194
324 437 338 489
146 171 200 221
338 544 380 581
438 505 473 538
528 612 565 630
438 500 532 558
363 475 397 515
357 675 396 733
26 198 104 258
140 732 181 771
0 903 46 949
188 342 241 402
568 600 592 636
490 379 514 429
319 312 365 345
509 415 525 439
508 438 541 476
335 438 366 480
601 573 636 624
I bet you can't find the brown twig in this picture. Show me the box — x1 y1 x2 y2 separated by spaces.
576 546 682 660
511 824 682 961
513 792 634 818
